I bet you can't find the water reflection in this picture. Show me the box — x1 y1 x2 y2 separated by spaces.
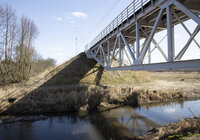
89 107 160 139
0 115 104 140
136 99 200 125
0 99 200 140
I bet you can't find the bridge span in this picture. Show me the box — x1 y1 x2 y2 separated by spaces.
85 0 200 71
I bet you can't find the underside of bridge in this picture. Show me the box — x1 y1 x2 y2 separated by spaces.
85 0 200 71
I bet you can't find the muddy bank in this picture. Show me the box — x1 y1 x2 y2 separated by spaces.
1 84 200 115
137 117 200 140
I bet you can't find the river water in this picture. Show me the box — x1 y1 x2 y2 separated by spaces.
0 99 200 140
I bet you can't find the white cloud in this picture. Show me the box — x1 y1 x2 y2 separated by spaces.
71 12 88 19
64 11 88 23
52 16 62 21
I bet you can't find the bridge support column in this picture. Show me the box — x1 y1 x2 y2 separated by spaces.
119 36 122 66
100 45 108 66
121 46 125 66
132 42 135 54
167 6 175 62
120 32 136 64
136 21 140 59
107 40 110 66
148 44 151 64
100 46 102 61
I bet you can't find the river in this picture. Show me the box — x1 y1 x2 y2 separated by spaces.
0 99 200 140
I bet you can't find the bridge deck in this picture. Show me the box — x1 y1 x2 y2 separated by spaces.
85 0 200 71
88 0 199 51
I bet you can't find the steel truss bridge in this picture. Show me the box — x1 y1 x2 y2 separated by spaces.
85 0 200 71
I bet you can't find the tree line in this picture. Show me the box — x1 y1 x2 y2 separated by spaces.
0 4 56 85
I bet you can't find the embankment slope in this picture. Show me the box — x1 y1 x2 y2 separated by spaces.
0 52 200 114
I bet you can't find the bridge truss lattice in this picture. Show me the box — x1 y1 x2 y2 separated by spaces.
85 0 200 71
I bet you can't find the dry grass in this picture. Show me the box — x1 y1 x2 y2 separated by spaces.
139 117 200 140
80 63 153 85
150 72 200 82
0 53 200 114
0 82 191 114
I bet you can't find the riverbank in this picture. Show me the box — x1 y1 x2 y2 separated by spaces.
0 53 200 140
0 53 200 115
0 82 200 115
138 117 200 140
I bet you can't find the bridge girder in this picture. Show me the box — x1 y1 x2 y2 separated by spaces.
85 0 200 71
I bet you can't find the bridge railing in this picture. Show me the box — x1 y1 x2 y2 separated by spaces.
86 0 152 50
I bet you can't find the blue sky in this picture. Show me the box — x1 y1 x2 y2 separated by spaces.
0 0 199 65
0 0 133 64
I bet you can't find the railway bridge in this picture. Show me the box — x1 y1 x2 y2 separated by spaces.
85 0 200 71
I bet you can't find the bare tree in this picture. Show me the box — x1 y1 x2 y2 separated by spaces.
1 4 17 61
0 5 5 60
0 4 17 83
0 4 55 85
18 15 39 80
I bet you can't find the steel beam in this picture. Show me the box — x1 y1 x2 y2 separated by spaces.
141 24 166 30
88 0 166 51
152 39 168 61
91 51 105 67
86 0 200 71
100 45 108 66
95 47 100 57
124 48 132 65
120 33 136 63
136 21 140 59
173 0 200 25
107 40 111 66
119 36 122 66
172 10 200 49
106 59 200 71
139 8 164 62
110 36 119 64
148 44 151 64
167 6 175 62
132 43 135 54
141 28 168 61
175 25 200 60
139 38 147 57
121 46 125 66
100 46 102 60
